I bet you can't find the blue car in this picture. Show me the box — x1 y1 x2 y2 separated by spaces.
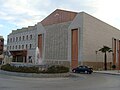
72 66 93 74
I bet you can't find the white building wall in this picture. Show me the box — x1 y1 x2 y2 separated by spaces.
82 12 120 62
7 26 37 63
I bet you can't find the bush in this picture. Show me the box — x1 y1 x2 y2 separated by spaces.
46 65 69 73
112 65 116 69
1 64 39 73
1 64 69 73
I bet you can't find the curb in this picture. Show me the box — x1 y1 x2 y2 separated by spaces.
94 71 120 75
0 70 70 78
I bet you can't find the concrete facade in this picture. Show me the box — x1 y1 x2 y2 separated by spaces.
7 26 37 63
44 22 71 65
7 9 120 70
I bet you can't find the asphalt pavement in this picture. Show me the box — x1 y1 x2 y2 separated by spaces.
0 73 120 90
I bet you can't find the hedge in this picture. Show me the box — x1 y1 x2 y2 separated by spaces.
1 64 69 73
1 64 39 73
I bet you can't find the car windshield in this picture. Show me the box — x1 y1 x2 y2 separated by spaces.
79 66 88 68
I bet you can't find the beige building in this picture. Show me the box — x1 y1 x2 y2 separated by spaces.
7 9 120 70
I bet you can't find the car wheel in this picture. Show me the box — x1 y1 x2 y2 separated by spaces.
85 71 88 74
73 70 76 73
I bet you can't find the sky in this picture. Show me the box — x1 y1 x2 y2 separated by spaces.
1 0 120 44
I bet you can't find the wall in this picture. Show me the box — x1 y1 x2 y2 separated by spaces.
7 26 37 63
82 12 120 66
44 22 71 65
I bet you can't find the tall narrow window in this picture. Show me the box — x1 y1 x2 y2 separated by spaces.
19 45 21 49
19 37 21 41
30 35 32 40
23 36 25 41
29 44 32 49
16 45 17 49
22 45 24 49
12 46 14 49
10 38 12 42
16 37 18 42
26 44 28 49
26 35 28 40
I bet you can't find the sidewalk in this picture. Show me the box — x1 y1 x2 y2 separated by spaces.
94 70 120 75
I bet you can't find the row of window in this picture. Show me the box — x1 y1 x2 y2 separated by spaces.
8 34 33 43
7 44 32 50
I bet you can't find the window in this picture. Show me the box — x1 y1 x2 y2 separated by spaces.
19 37 21 41
13 46 14 49
29 44 32 49
30 35 32 40
19 45 21 49
15 45 17 49
16 37 18 42
22 45 24 49
26 44 28 49
23 36 25 41
10 38 12 42
26 35 28 40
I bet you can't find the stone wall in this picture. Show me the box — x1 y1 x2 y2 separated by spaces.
44 22 71 62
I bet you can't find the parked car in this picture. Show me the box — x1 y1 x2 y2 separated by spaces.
72 66 93 74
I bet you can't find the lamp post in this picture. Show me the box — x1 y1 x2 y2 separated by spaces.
95 51 98 61
95 50 98 69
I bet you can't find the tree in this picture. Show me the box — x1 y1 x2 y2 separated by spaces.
99 46 112 70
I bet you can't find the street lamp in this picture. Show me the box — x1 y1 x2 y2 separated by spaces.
95 51 98 61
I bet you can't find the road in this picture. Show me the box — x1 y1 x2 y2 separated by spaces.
0 73 120 90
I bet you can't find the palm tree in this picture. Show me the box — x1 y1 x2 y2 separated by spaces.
99 46 112 70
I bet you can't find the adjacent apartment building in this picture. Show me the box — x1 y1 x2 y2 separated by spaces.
7 9 120 70
0 36 4 64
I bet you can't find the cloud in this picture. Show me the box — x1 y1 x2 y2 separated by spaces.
89 0 120 29
0 0 47 28
0 0 96 28
0 0 120 30
0 24 3 28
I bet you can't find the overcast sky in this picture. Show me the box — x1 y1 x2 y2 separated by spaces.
1 0 120 43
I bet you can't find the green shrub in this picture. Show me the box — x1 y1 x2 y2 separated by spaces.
1 64 69 73
47 65 69 73
112 65 116 69
1 64 39 73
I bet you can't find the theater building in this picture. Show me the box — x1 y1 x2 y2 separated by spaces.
7 9 120 70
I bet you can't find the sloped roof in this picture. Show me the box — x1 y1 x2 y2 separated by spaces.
41 9 78 26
